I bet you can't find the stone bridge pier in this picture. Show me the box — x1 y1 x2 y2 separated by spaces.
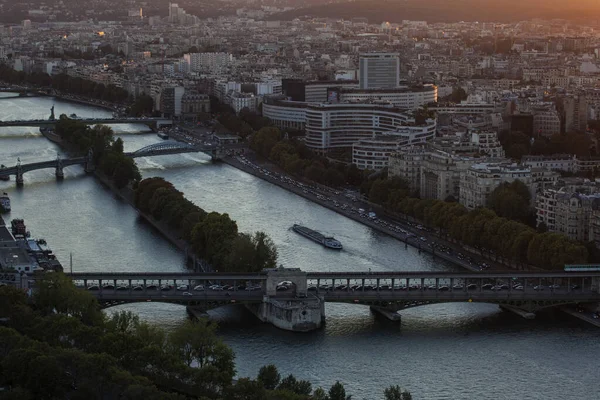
246 267 324 332
55 157 64 180
15 164 23 186
84 149 95 173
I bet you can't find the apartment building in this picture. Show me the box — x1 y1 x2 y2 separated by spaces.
532 107 561 137
459 162 533 210
389 145 476 201
184 52 233 73
470 131 505 158
562 94 588 132
225 91 259 114
181 92 210 120
522 154 577 173
536 186 600 242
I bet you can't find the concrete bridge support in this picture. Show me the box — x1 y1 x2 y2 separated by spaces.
84 150 95 173
370 306 402 322
15 165 23 187
499 304 536 319
246 296 324 332
186 306 210 320
244 267 324 332
55 159 64 180
211 149 224 161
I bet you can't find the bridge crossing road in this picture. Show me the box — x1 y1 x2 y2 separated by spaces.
60 269 600 331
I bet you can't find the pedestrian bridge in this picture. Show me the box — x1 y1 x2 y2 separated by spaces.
64 269 600 331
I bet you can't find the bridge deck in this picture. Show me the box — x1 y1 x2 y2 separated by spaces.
0 118 167 127
65 271 600 281
67 272 267 281
85 287 600 305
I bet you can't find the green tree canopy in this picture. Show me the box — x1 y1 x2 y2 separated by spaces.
257 364 281 390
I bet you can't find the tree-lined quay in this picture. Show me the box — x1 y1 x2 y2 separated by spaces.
245 126 588 271
0 65 129 104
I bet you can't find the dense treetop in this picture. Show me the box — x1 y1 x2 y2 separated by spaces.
0 275 412 399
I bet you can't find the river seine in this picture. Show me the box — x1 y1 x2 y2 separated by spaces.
0 95 598 399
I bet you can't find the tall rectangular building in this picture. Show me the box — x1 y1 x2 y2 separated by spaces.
359 53 400 89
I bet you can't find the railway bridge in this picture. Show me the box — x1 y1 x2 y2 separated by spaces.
63 268 600 332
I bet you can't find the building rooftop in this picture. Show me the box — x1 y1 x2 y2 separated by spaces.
341 85 436 94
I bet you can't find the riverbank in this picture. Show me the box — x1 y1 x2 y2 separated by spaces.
560 305 600 327
50 94 119 112
0 81 122 112
222 155 479 272
92 171 204 269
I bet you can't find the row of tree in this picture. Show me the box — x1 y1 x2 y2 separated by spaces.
0 64 129 103
55 116 141 189
134 177 278 272
247 124 587 270
211 105 274 139
363 177 588 269
251 126 370 187
128 94 155 117
2 274 415 399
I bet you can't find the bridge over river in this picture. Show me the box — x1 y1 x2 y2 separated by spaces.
0 140 239 185
0 117 171 128
64 268 600 332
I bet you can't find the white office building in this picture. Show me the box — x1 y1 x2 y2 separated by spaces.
262 97 436 157
359 53 400 89
352 121 437 170
339 85 437 110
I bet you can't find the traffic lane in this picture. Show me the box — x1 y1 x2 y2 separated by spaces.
319 290 600 301
230 156 481 270
90 289 265 300
234 154 511 270
311 287 596 296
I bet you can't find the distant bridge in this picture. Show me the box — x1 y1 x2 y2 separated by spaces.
0 117 171 128
0 87 33 94
0 140 237 185
61 269 600 331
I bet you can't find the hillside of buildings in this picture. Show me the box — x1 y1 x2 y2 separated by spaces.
268 0 600 23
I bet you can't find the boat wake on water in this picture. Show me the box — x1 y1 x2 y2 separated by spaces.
136 158 167 171
181 153 211 163
0 132 43 139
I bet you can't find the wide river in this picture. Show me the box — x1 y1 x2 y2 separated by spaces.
0 95 599 400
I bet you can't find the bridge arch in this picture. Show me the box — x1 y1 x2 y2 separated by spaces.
97 298 258 310
131 140 198 157
321 298 591 314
